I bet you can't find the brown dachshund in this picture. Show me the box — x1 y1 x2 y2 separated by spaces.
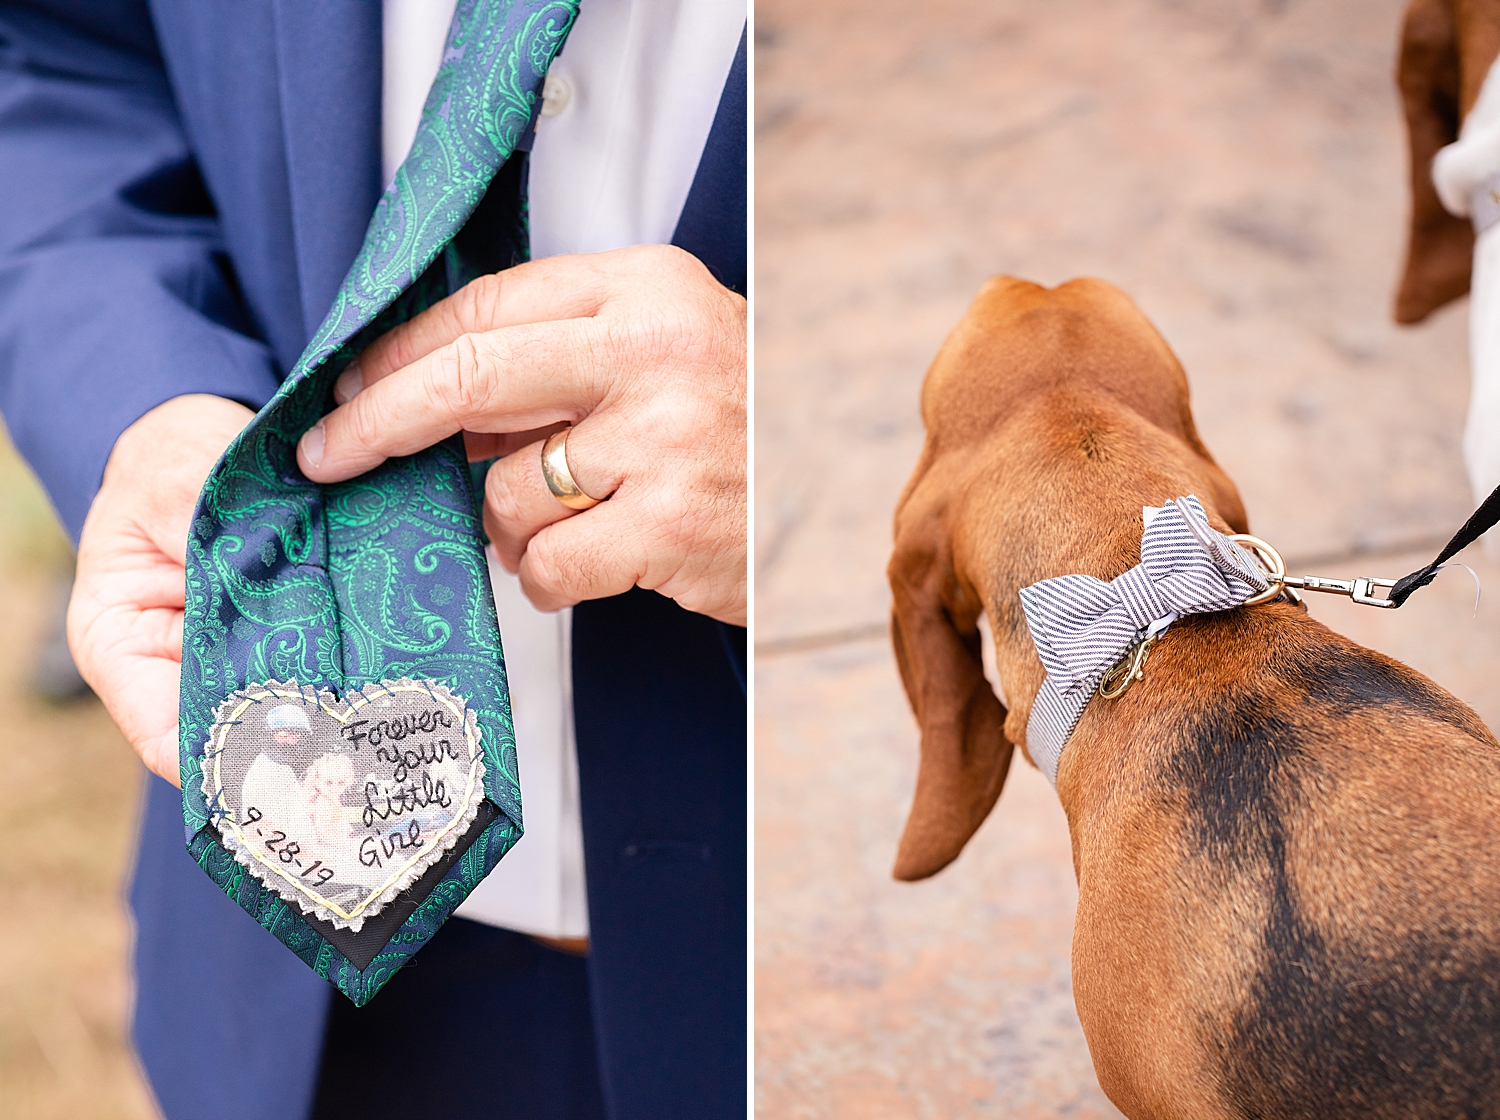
889 276 1500 1119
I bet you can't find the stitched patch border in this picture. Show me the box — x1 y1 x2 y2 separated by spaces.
200 678 487 932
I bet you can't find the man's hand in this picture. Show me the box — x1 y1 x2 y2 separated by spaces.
296 245 748 626
69 395 254 786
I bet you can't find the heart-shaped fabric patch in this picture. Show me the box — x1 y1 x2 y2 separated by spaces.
201 678 487 932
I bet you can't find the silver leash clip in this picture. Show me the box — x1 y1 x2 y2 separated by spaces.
1229 534 1398 609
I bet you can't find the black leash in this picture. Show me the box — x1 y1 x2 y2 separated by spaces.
1389 482 1500 607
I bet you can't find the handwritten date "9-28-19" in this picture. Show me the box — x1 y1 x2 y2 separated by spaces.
242 806 336 885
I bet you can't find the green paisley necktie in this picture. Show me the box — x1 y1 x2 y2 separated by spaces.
179 0 577 1006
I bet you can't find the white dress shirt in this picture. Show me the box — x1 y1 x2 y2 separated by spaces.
380 0 744 939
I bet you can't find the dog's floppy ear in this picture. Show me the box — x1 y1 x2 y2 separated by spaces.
1394 0 1474 324
888 509 1011 882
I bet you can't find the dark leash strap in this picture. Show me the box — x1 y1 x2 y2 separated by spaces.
1389 481 1500 607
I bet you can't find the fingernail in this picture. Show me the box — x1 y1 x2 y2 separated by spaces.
333 361 363 405
302 419 325 468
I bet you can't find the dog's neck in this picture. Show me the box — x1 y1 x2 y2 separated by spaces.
978 491 1248 785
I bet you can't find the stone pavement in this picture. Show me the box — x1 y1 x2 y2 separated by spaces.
754 0 1500 1115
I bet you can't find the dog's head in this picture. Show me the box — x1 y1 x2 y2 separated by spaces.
889 277 1247 880
1393 0 1500 324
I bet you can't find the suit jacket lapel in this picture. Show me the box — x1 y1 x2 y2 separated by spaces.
270 0 384 343
671 24 747 296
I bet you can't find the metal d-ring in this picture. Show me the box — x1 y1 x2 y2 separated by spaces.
1229 533 1289 606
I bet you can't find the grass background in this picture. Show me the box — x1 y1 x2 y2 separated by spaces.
0 424 158 1118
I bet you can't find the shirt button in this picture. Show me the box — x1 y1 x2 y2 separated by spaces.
541 72 572 118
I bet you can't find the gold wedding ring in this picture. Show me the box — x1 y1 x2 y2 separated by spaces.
541 427 605 511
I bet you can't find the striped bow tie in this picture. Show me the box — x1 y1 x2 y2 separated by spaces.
1019 496 1269 785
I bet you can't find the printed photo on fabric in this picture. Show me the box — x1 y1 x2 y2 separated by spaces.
203 681 486 932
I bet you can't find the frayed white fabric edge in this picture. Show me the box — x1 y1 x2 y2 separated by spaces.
201 677 488 933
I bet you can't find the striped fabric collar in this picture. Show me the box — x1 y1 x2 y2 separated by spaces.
1018 496 1269 786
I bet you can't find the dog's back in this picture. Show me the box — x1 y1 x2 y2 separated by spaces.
1071 606 1500 1119
892 276 1500 1118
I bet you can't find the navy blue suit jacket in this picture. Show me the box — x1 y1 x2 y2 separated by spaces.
0 4 746 1118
